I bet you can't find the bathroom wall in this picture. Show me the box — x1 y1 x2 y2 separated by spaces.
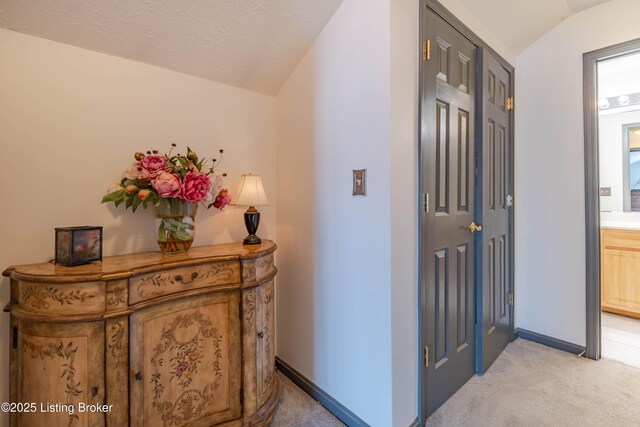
599 109 640 215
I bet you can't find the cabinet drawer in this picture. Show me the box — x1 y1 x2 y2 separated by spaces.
18 281 105 316
129 261 240 304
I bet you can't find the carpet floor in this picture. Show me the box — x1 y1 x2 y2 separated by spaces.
272 338 640 426
427 338 640 426
270 372 345 426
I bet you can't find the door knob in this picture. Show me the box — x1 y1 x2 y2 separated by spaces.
468 222 483 233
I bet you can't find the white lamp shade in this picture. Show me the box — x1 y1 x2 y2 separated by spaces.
233 174 269 206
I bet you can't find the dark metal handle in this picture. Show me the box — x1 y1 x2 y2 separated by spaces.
257 331 264 339
174 272 198 285
91 387 99 397
134 371 142 381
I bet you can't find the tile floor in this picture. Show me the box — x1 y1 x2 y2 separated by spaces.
601 311 640 369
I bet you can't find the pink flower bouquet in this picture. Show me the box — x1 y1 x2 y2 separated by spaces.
102 145 231 253
102 144 231 212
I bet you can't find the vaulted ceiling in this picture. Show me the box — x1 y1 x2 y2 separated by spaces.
0 0 615 95
0 0 343 95
456 0 612 54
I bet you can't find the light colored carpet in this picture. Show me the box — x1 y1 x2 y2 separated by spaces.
427 338 640 426
602 312 640 369
271 372 345 426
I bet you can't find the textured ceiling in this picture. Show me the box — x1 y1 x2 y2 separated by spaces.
456 0 612 54
0 0 343 95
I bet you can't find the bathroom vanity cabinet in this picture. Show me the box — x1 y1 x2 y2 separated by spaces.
601 227 640 318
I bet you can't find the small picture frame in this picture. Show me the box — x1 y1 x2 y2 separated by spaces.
55 226 103 266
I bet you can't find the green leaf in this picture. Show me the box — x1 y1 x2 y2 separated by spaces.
125 196 134 209
132 196 141 212
178 156 189 169
157 223 167 241
101 190 124 203
160 218 192 241
115 199 123 207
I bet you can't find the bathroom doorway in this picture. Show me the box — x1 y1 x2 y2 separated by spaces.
584 40 640 365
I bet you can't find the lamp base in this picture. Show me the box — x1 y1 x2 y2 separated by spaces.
243 234 262 245
243 207 262 245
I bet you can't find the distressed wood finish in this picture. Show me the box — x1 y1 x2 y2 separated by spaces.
106 317 128 426
129 260 240 304
255 280 276 408
601 228 640 318
3 241 279 427
18 321 105 427
130 293 241 426
18 281 105 316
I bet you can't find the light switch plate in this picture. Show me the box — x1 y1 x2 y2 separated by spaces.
353 169 366 196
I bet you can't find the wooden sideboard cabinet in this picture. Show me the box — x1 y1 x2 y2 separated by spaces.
2 241 279 427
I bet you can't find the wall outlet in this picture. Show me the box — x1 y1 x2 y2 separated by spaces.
600 187 611 196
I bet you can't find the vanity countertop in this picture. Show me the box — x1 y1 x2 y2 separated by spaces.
601 220 640 230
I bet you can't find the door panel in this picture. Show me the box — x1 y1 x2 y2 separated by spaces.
423 9 477 416
479 48 513 373
129 292 241 427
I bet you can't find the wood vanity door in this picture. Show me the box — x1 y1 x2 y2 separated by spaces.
130 292 242 427
255 280 276 407
601 228 640 318
17 321 105 427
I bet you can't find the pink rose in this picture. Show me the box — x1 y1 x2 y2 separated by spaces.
212 189 231 210
180 172 211 203
205 175 224 205
123 163 143 181
138 155 169 181
152 172 181 198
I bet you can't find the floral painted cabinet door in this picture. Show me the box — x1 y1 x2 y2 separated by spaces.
255 279 276 407
129 292 241 427
17 321 105 427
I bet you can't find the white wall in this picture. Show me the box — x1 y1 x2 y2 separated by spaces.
390 0 419 425
0 28 276 426
515 0 640 345
275 0 393 424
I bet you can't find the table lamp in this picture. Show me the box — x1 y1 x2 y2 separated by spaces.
234 173 269 245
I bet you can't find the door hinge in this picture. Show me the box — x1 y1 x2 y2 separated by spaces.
508 293 514 306
506 97 514 110
423 193 429 213
424 345 429 367
506 194 513 208
423 40 430 61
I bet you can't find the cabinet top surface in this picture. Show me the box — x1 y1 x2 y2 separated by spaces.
3 240 276 282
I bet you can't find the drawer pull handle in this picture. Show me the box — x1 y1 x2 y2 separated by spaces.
91 387 99 397
257 331 264 339
174 272 198 285
134 371 142 381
